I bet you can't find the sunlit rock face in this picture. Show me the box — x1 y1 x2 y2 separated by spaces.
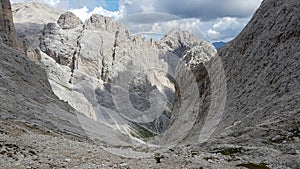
12 2 217 138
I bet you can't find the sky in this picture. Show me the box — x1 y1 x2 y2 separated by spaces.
11 0 263 42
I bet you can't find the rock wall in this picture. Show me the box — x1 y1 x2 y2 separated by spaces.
216 0 300 146
0 0 20 49
12 3 217 139
0 0 84 139
162 0 300 154
1 0 135 146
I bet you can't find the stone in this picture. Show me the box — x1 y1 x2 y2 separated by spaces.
6 0 300 168
57 12 82 30
13 3 215 138
0 0 21 49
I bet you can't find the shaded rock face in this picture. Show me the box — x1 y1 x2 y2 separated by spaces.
0 0 42 60
215 0 300 144
0 0 15 35
0 0 20 49
0 0 84 139
1 0 136 147
162 0 300 159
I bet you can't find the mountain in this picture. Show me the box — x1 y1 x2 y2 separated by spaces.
162 0 300 167
13 2 217 138
0 0 299 168
212 41 226 50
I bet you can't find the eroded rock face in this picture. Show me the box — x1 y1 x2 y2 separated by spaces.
161 1 300 168
215 0 300 146
35 11 176 134
0 1 42 60
0 0 20 49
13 3 217 138
12 2 63 48
57 12 82 30
0 0 136 147
0 0 85 140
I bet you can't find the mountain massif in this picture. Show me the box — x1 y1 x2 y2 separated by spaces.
0 0 299 168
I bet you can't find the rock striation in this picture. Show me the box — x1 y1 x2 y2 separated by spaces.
1 0 135 148
3 0 300 168
0 0 20 49
161 0 300 167
57 12 83 30
0 0 85 139
13 2 217 138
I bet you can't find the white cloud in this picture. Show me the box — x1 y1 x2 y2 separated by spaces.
11 0 262 42
119 0 262 20
120 14 252 42
213 17 238 31
207 29 221 39
11 0 61 6
117 0 262 42
69 6 122 22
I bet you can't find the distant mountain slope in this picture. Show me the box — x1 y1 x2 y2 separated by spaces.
13 1 217 139
212 41 226 50
12 2 63 24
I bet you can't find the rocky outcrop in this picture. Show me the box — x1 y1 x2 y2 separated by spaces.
37 13 179 135
12 2 63 49
0 0 20 49
57 12 82 30
0 0 84 138
0 0 42 60
161 0 299 167
13 2 218 139
1 0 135 147
215 0 300 147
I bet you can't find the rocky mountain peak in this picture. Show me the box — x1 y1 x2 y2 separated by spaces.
159 29 208 56
12 2 63 24
85 14 130 38
57 12 83 30
1 0 299 168
0 0 19 48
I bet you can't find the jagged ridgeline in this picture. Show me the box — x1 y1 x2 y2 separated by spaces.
12 1 217 141
0 0 299 168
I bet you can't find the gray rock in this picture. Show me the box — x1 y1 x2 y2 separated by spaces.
162 0 300 167
2 0 299 168
35 12 205 137
57 12 82 30
0 0 22 50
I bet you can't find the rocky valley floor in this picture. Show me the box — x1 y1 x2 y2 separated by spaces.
1 119 299 169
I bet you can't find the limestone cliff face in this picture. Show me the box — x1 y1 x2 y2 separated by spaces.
0 0 19 49
162 0 300 157
0 0 41 60
216 0 300 144
13 3 217 138
1 0 134 147
0 0 84 139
